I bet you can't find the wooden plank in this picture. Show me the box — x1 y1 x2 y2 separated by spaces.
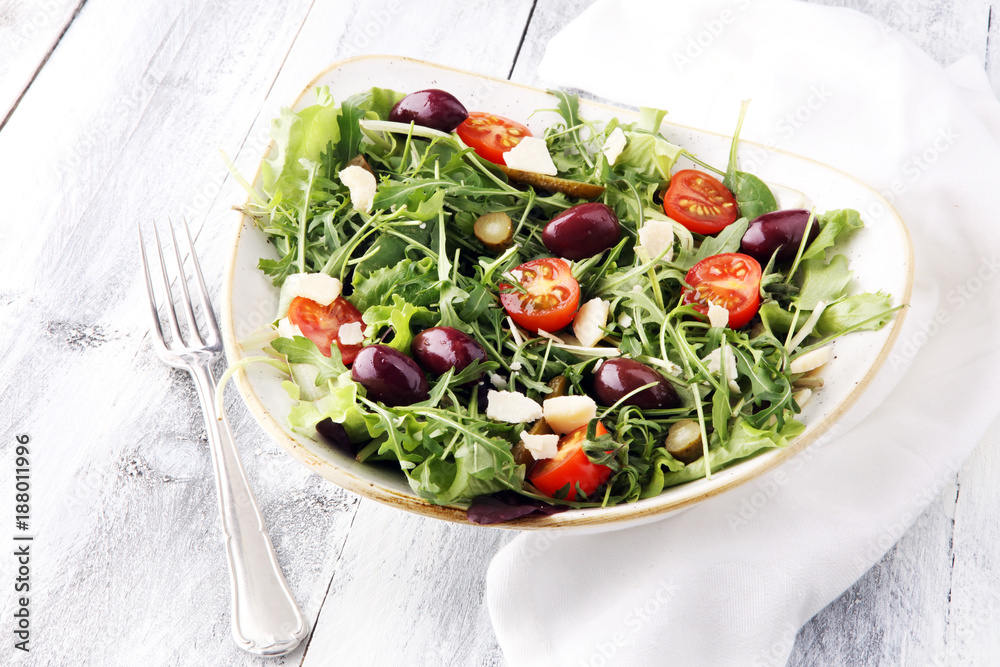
0 0 85 126
945 421 1000 664
300 501 512 666
509 0 598 86
787 481 957 664
0 0 351 665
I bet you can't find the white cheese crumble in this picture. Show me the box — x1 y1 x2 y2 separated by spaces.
636 218 674 262
573 298 610 348
277 317 304 340
520 431 559 460
536 329 563 343
707 302 730 328
601 127 627 165
789 346 833 374
503 136 558 176
338 165 377 212
542 395 597 434
506 316 526 347
618 313 633 329
486 390 543 423
702 347 740 393
510 361 523 372
489 373 508 389
337 321 364 345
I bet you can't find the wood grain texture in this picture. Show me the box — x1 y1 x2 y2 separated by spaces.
1 0 999 665
0 0 85 126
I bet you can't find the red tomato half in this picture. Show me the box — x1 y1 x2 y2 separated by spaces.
499 258 580 334
529 422 612 501
287 296 365 364
663 169 739 235
456 111 532 165
681 253 762 329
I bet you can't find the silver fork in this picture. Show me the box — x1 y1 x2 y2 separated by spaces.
138 218 309 656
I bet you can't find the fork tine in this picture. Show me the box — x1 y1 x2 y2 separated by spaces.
180 217 221 347
138 222 170 354
151 221 186 346
167 218 205 347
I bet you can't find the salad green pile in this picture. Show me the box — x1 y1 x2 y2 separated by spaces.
228 85 897 515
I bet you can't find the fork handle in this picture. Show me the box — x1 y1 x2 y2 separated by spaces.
190 364 310 656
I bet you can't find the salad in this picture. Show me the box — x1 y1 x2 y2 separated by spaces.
225 84 898 524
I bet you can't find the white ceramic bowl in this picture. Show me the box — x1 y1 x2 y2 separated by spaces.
222 56 913 531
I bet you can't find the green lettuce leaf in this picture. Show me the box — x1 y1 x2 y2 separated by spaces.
263 91 342 200
817 292 895 335
801 209 864 261
616 131 685 181
794 254 853 310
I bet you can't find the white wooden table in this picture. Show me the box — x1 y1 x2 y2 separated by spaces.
2 0 998 664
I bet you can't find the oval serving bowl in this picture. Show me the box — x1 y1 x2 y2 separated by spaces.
222 55 913 531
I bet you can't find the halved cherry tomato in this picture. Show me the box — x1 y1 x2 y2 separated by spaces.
529 422 612 500
456 111 532 165
287 296 364 364
663 169 739 235
499 258 580 334
681 253 762 329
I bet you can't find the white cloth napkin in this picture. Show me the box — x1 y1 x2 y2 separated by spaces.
487 1 1000 664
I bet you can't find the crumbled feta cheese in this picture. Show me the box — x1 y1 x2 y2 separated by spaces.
707 302 730 328
789 346 833 374
275 272 344 318
618 313 633 329
601 127 627 165
636 218 674 262
338 165 377 212
510 361 523 372
489 373 508 389
283 272 343 306
503 136 558 176
486 390 543 423
520 431 559 460
337 321 364 345
536 329 563 343
702 347 740 393
277 317 304 339
542 395 597 434
573 298 610 348
506 316 525 347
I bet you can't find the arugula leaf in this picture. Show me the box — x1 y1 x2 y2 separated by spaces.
690 217 750 265
722 100 778 221
351 257 439 312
